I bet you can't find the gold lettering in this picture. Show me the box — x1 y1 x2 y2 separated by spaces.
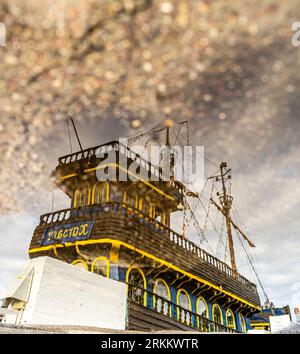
73 227 79 237
45 222 91 244
79 223 89 236
57 229 63 239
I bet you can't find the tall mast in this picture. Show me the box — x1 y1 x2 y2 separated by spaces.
218 162 236 275
165 124 170 147
164 118 174 229
165 118 175 181
210 162 256 275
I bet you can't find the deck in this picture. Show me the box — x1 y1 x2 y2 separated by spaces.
29 202 260 309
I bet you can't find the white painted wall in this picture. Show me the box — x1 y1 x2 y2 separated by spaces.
4 257 127 330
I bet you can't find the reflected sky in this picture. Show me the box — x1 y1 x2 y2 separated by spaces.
0 0 300 312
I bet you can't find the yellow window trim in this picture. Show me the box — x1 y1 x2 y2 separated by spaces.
162 208 166 225
134 195 139 209
149 202 153 218
29 238 261 311
152 278 171 316
196 296 209 318
126 266 147 307
91 182 110 204
196 296 209 331
71 259 88 270
151 206 156 219
91 256 110 277
226 308 236 329
153 278 171 301
74 183 91 207
212 303 224 325
176 288 192 311
139 198 143 210
61 163 174 201
176 288 192 323
239 312 247 333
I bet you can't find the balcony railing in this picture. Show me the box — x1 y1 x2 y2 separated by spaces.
58 141 119 165
57 140 184 192
127 283 240 333
37 202 258 293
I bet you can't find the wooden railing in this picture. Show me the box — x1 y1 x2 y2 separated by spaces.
58 141 119 165
127 283 240 333
57 140 184 192
38 202 258 293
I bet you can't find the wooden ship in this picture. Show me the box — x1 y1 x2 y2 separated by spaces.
28 119 262 332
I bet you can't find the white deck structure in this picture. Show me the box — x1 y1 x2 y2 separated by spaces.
1 257 127 330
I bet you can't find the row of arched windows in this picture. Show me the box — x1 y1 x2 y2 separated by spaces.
73 182 167 224
126 267 247 332
74 183 109 207
70 259 247 332
71 257 109 278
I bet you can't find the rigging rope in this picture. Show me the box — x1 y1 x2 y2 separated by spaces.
173 125 182 146
187 177 209 220
202 182 215 234
199 193 229 257
216 215 225 258
127 122 164 145
125 120 228 259
231 202 268 291
172 126 268 301
231 204 269 302
235 229 269 303
141 136 151 157
185 200 213 253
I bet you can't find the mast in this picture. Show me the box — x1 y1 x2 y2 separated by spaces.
70 117 84 152
165 117 175 182
218 162 236 275
210 162 256 276
164 118 174 229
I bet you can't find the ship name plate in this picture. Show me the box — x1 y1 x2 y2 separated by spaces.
41 220 94 246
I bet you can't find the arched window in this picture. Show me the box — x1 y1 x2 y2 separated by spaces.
74 183 90 207
93 182 108 204
196 297 208 318
139 198 153 218
142 199 151 216
226 309 236 330
196 297 209 331
153 279 170 315
238 313 246 333
110 184 123 202
177 289 192 324
126 267 147 306
91 256 109 277
71 259 88 271
155 206 166 225
124 192 139 210
212 304 224 331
